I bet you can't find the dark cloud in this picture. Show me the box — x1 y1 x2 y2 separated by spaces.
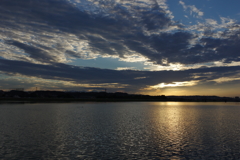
1 59 240 92
0 59 185 86
5 40 57 63
65 50 82 58
0 0 185 64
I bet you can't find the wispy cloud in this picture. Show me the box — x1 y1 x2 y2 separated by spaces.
179 0 204 18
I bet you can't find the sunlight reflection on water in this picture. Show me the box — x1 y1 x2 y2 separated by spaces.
0 102 240 159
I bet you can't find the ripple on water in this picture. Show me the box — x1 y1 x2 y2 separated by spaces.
0 102 240 159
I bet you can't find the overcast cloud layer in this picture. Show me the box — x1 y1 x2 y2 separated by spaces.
0 0 240 95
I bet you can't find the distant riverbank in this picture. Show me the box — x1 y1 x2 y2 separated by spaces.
0 97 168 103
0 90 239 103
0 97 239 103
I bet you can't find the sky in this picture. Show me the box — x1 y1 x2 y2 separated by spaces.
0 0 240 96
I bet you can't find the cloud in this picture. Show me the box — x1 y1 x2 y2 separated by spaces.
0 0 180 66
150 80 199 89
4 40 61 63
116 67 137 70
179 0 204 18
1 58 240 93
1 0 240 94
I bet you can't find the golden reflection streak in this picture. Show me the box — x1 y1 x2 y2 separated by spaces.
156 102 185 151
166 105 182 145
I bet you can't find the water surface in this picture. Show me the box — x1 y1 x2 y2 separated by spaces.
0 102 240 159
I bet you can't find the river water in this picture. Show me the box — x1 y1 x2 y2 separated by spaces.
0 102 240 159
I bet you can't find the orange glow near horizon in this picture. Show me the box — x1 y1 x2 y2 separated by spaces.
142 84 240 97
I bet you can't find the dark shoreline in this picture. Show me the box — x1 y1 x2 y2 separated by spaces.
0 97 239 103
1 90 239 103
0 98 167 103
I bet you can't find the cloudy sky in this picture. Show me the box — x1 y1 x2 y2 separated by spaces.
1 0 240 96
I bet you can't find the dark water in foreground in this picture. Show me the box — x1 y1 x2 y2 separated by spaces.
0 102 240 159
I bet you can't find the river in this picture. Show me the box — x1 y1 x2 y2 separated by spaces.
0 102 240 159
